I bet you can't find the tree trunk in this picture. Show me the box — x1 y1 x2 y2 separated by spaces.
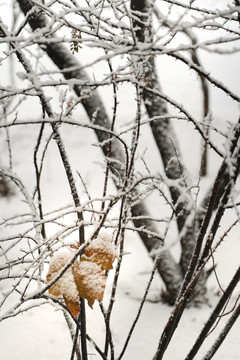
130 0 208 304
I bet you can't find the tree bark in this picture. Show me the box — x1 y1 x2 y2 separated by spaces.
130 0 208 303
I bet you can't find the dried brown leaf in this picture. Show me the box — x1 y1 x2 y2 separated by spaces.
64 297 80 318
46 252 80 317
85 233 118 270
73 260 106 308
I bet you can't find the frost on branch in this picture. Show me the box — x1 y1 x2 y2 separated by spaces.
46 252 80 318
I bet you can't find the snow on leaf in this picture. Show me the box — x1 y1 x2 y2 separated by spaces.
85 233 118 270
46 234 117 311
73 260 106 308
46 252 80 317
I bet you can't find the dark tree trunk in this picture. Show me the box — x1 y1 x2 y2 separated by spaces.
130 0 208 304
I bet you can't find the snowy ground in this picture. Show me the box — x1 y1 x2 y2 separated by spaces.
1 1 240 359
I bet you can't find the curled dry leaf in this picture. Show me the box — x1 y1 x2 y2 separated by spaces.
64 297 80 318
73 260 106 308
46 252 80 317
85 233 118 270
46 234 117 311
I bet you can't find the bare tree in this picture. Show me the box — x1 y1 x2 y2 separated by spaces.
0 0 240 359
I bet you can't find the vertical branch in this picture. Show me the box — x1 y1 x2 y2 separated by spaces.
130 0 196 301
201 301 240 360
2 16 87 357
64 312 81 360
118 254 160 360
100 53 118 215
33 123 47 241
153 6 210 175
103 84 142 358
188 33 210 176
200 115 211 177
153 119 240 359
103 204 127 359
185 266 240 360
